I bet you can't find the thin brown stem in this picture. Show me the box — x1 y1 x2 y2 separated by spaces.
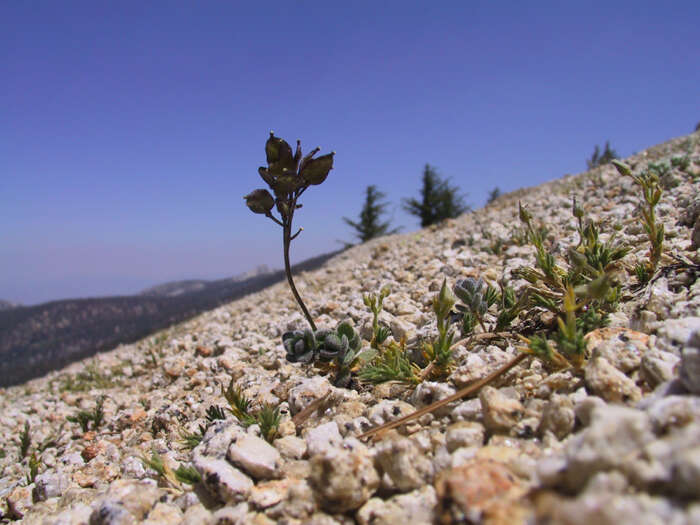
358 352 528 441
283 202 317 332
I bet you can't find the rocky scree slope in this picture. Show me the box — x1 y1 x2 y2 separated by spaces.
1 132 699 524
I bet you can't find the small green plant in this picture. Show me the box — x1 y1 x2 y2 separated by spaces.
141 450 200 488
421 279 457 379
60 362 114 392
363 285 392 349
283 321 373 387
66 396 105 432
520 285 588 369
222 379 281 442
174 464 202 485
26 451 40 485
205 405 227 422
256 404 282 443
245 132 335 331
19 421 31 459
613 160 664 275
223 381 256 426
342 185 400 246
453 277 498 332
359 339 420 384
179 425 206 450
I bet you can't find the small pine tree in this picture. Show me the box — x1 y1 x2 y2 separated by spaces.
586 141 618 169
402 164 469 227
342 185 400 245
486 187 501 205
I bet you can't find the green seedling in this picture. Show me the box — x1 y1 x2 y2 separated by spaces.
179 425 206 450
205 405 227 422
141 450 198 489
421 279 457 379
19 421 31 459
66 396 105 432
245 132 335 331
363 285 392 349
174 465 202 485
222 378 282 442
26 452 40 485
613 160 664 275
256 404 281 443
223 380 256 426
359 339 420 385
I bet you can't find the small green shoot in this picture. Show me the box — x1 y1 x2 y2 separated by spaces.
19 421 31 458
363 285 392 349
66 396 105 432
26 452 40 485
359 339 420 384
174 465 202 485
613 160 665 274
205 405 227 422
256 404 281 443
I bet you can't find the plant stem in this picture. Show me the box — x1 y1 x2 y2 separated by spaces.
359 352 528 440
283 205 317 332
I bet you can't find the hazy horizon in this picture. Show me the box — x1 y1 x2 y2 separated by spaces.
3 1 699 305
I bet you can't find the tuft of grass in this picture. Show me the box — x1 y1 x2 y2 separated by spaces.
179 425 206 450
26 452 40 485
256 404 282 443
174 464 202 485
222 378 281 443
205 405 227 422
66 396 105 432
19 421 31 459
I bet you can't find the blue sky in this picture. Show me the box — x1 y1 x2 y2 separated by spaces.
2 1 698 305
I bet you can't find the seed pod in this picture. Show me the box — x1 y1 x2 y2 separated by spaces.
300 152 334 185
265 132 293 166
244 189 275 214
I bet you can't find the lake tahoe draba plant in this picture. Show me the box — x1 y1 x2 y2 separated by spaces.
245 132 335 332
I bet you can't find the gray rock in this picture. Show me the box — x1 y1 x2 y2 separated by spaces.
33 471 70 501
374 436 434 492
274 435 307 459
309 447 379 512
288 376 333 415
641 349 680 387
479 386 524 433
305 422 343 457
445 421 485 452
356 486 436 525
657 317 700 351
584 356 642 404
560 404 655 491
450 398 482 422
670 445 700 499
411 382 456 417
193 456 253 504
227 433 282 480
89 502 135 525
680 345 700 394
538 394 575 440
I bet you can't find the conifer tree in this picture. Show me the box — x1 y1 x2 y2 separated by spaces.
343 185 400 245
586 141 618 169
487 187 501 205
403 164 469 227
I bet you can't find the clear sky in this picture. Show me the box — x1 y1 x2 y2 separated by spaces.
2 1 698 305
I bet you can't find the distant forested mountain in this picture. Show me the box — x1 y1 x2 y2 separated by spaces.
0 254 338 387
